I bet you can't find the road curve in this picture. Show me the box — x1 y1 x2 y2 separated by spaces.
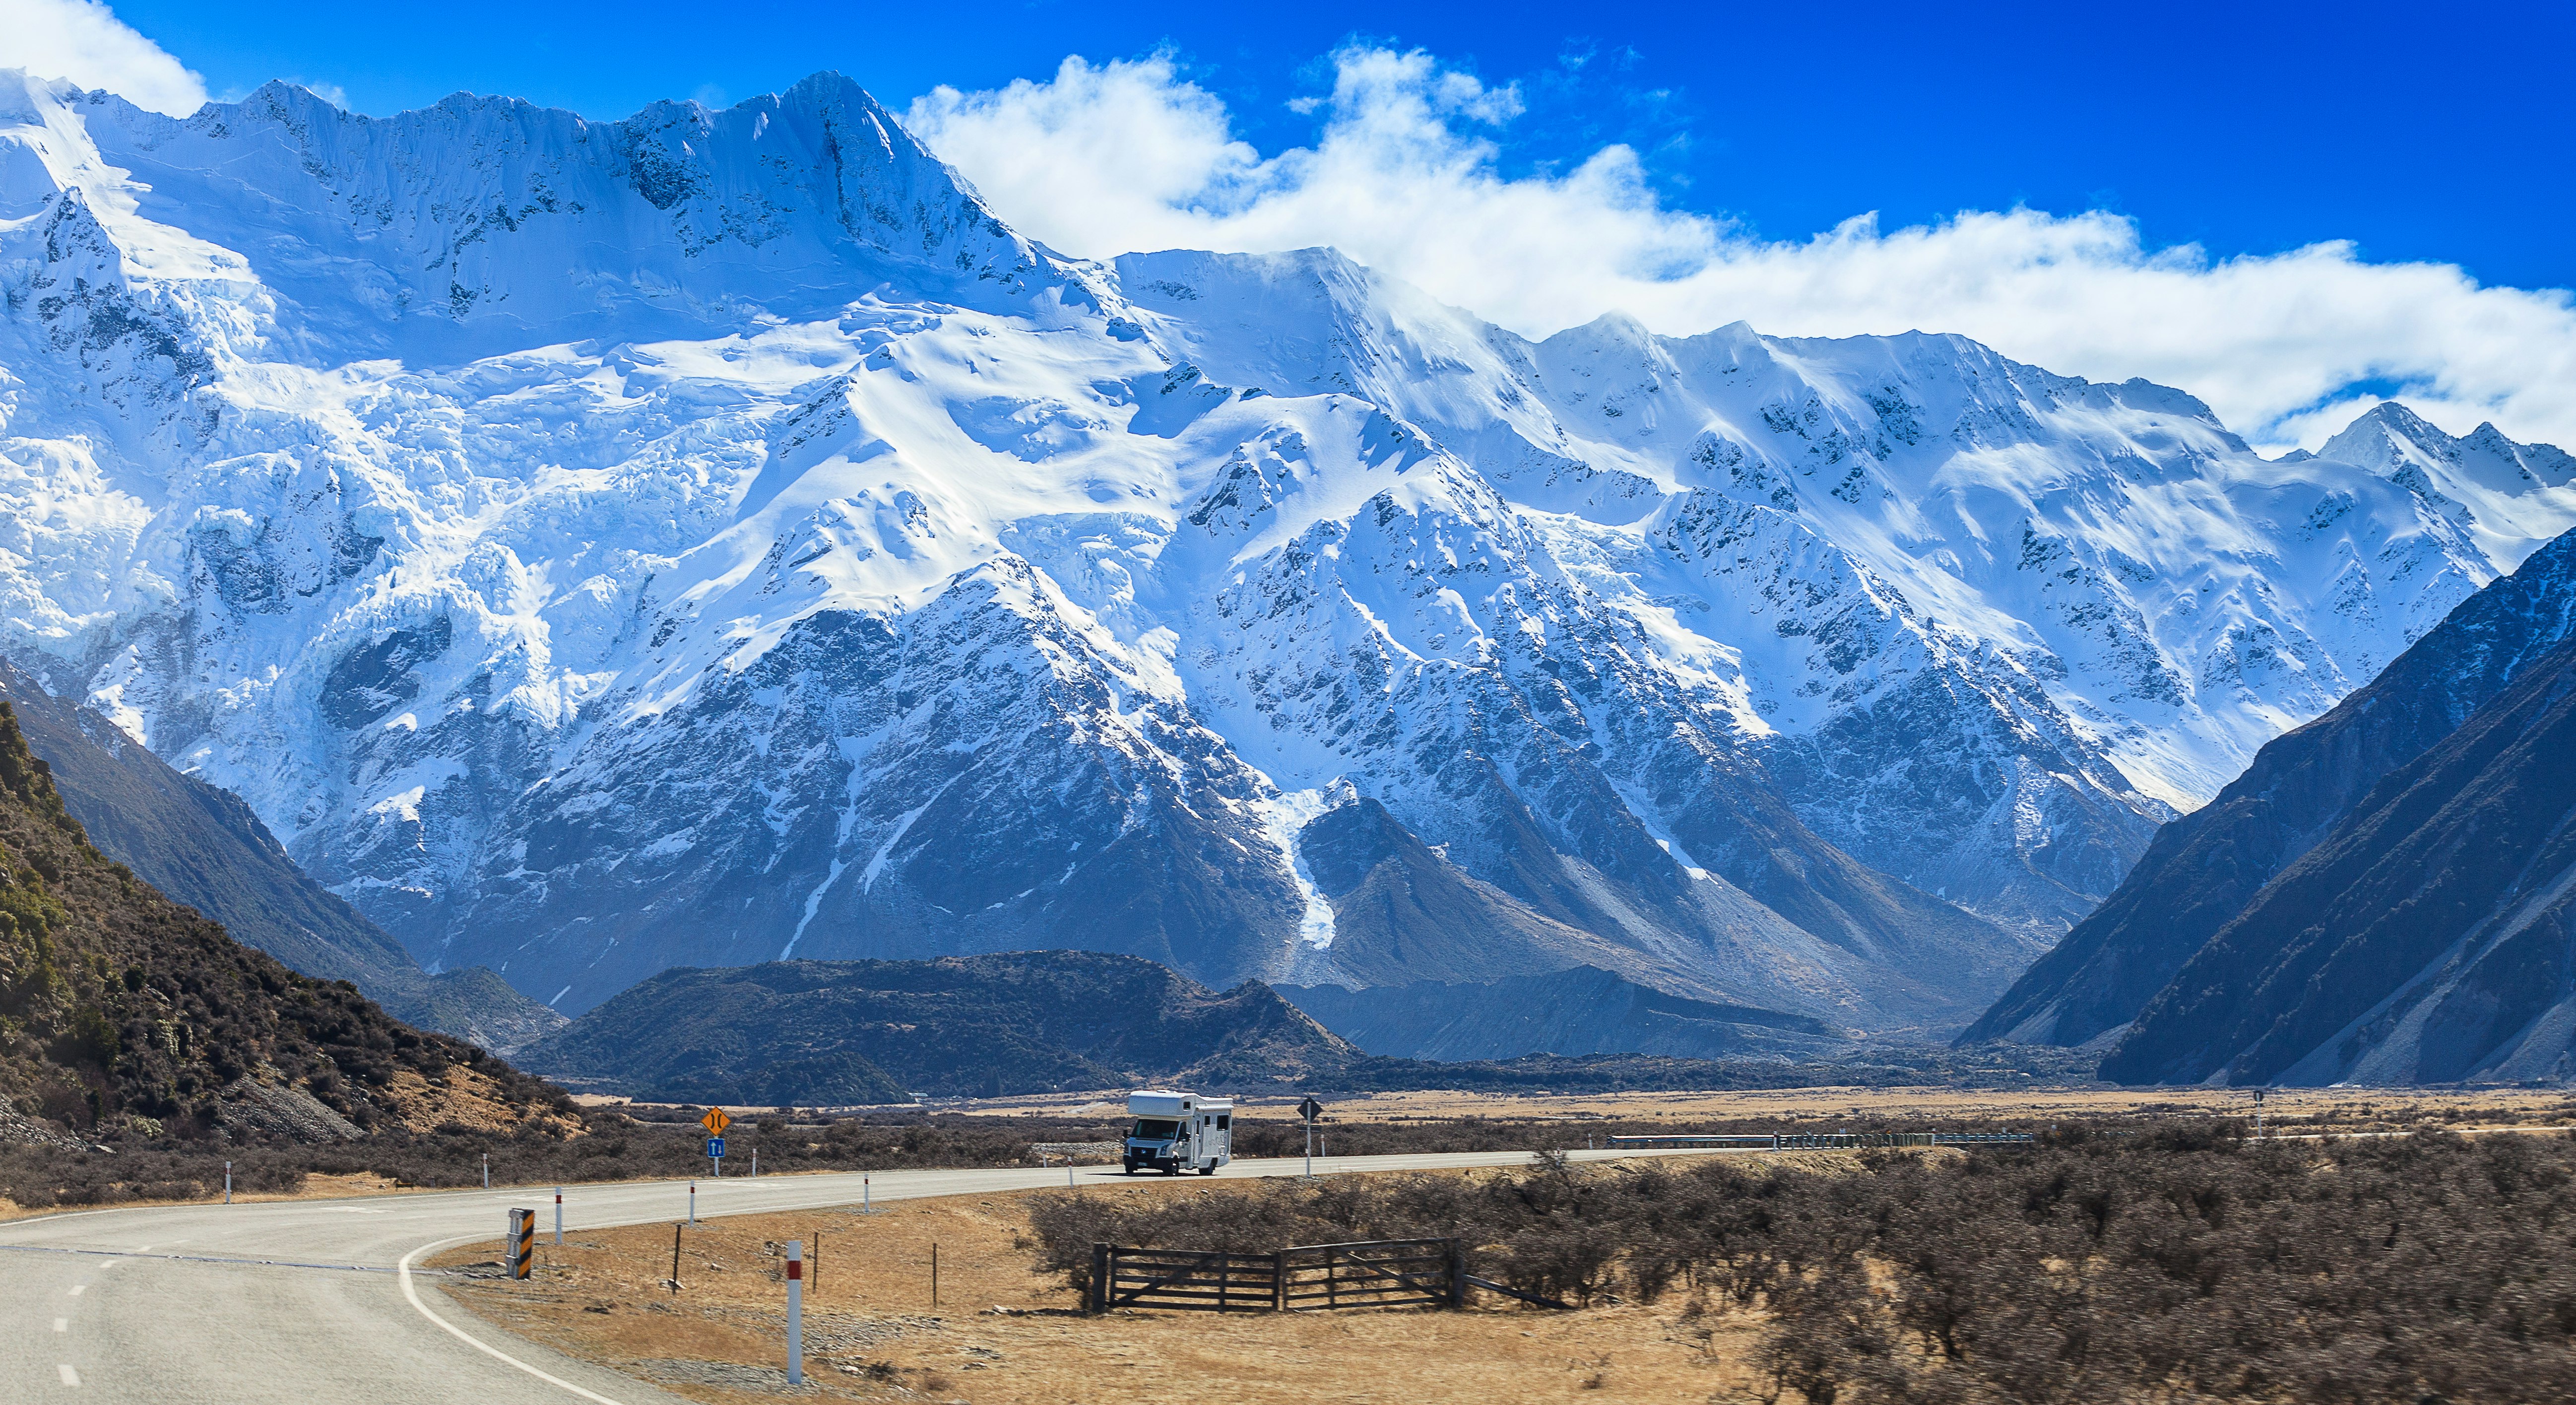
0 1147 1721 1403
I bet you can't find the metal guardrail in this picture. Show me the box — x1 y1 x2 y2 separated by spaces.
1607 1132 2036 1149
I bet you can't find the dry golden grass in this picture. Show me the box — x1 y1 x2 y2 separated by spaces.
962 1082 2576 1130
430 1172 1783 1404
381 1065 585 1136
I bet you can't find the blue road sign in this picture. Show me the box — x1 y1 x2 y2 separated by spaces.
706 1136 726 1158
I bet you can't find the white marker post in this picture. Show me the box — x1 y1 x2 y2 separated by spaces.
554 1187 564 1246
784 1240 805 1385
862 1174 871 1214
223 1160 232 1204
482 1154 490 1190
689 1181 697 1226
751 1148 758 1178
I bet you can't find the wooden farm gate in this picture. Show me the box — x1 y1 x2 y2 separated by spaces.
1088 1238 1475 1314
1281 1239 1461 1311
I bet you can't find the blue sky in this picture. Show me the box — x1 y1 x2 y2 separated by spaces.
91 0 2575 291
11 0 2575 449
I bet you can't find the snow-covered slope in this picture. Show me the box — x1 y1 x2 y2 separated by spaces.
2 70 2569 1031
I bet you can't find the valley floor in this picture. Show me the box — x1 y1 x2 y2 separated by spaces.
428 1109 2576 1405
428 1170 1782 1404
896 1082 2576 1128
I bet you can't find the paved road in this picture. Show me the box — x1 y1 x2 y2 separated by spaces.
0 1148 1709 1403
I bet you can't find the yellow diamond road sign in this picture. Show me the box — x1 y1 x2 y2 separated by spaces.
701 1107 731 1137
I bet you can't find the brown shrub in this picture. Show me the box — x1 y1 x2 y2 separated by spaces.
1024 1123 2576 1404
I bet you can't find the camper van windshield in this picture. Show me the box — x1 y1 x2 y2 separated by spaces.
1131 1119 1181 1140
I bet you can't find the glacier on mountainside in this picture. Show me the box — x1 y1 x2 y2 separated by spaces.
1 69 2570 1031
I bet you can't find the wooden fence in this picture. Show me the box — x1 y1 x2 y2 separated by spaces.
1089 1238 1485 1314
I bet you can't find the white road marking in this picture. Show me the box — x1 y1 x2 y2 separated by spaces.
398 1238 631 1405
53 1318 67 1333
94 1260 120 1271
58 1363 79 1385
65 1285 83 1297
2 1153 1722 1404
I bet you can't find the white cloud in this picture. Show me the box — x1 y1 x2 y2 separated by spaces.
910 48 2576 453
0 0 206 116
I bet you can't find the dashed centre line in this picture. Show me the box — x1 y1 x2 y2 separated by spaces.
58 1363 80 1386
53 1318 67 1333
64 1285 83 1297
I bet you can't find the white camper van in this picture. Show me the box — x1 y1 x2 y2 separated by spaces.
1123 1090 1232 1175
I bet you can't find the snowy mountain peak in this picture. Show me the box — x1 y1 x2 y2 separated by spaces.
2319 400 2576 554
4 73 2575 1034
0 69 1084 367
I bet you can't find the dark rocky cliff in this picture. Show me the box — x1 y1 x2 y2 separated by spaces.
0 657 564 1052
2105 637 2576 1084
1962 527 2576 1049
0 701 568 1143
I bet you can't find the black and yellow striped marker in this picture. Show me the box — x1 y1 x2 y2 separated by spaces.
509 1208 535 1279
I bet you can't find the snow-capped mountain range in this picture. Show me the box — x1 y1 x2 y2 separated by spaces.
3 70 2570 1031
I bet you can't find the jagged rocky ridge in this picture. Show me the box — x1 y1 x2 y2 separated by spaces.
0 653 563 1050
1965 526 2576 1053
518 951 1359 1103
1 70 2573 1033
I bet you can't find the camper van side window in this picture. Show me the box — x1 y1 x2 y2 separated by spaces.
1216 1115 1230 1130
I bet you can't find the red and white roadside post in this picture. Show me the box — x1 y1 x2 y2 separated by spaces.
554 1187 564 1245
784 1240 805 1385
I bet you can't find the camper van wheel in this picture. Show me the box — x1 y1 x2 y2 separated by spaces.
1164 1165 1180 1177
1199 1165 1216 1176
